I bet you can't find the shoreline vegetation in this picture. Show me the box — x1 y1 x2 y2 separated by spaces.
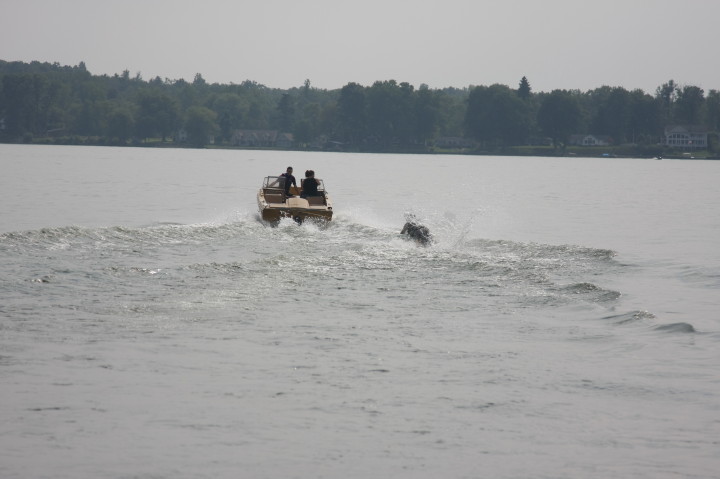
18 136 720 160
1 60 719 159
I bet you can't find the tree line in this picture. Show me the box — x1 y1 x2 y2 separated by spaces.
1 60 719 152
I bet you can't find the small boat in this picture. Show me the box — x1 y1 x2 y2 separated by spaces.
257 175 333 224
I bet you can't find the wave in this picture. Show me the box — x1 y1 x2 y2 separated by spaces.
601 310 699 334
654 322 696 334
0 215 264 251
558 282 621 303
677 265 720 289
461 237 617 264
602 310 657 325
6 215 696 341
0 211 618 260
1 214 629 316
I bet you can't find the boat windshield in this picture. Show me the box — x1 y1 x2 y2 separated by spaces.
263 176 285 188
263 176 326 191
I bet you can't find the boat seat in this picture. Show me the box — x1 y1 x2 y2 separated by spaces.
286 197 310 208
306 196 325 206
264 193 285 204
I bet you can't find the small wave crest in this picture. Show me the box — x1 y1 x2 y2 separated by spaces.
0 214 265 252
462 238 616 263
654 322 696 334
678 266 720 289
602 310 656 325
602 311 697 334
559 282 621 303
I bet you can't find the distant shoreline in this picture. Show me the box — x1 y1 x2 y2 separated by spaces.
2 139 718 160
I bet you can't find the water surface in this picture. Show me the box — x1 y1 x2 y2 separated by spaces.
1 145 719 478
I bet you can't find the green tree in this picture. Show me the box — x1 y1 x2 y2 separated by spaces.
395 82 417 144
276 93 295 131
465 84 531 146
627 89 662 144
209 93 245 141
366 80 416 147
172 78 199 110
365 81 393 145
589 86 631 143
656 80 678 123
293 103 322 147
1 74 38 136
134 90 179 141
0 73 61 137
517 76 531 100
336 82 366 145
705 90 720 132
184 106 219 147
674 85 704 124
415 84 440 145
192 73 207 88
537 90 583 148
106 106 134 142
245 101 269 129
435 88 467 137
71 79 109 135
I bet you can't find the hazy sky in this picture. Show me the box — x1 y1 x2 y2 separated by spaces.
2 0 719 93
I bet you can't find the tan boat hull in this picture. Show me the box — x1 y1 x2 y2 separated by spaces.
257 187 333 224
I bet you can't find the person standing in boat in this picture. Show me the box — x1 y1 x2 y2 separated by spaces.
300 170 321 198
280 166 296 197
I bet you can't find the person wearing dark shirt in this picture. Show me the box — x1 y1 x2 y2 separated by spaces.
280 166 296 197
301 170 321 198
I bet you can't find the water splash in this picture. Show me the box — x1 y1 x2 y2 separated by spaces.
0 213 633 324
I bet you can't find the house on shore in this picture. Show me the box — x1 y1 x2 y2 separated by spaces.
568 134 613 146
174 129 214 145
664 125 708 149
230 130 294 148
434 137 475 149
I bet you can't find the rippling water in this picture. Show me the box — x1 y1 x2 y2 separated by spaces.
1 145 719 478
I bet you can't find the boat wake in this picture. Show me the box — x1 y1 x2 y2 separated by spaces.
0 211 694 333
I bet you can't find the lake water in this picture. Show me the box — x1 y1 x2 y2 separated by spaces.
1 144 719 479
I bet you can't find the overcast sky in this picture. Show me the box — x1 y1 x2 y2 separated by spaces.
2 0 718 93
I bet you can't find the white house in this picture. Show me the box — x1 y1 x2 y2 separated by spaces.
664 125 708 149
568 134 613 146
275 132 294 148
174 128 214 145
434 137 475 149
231 130 294 148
